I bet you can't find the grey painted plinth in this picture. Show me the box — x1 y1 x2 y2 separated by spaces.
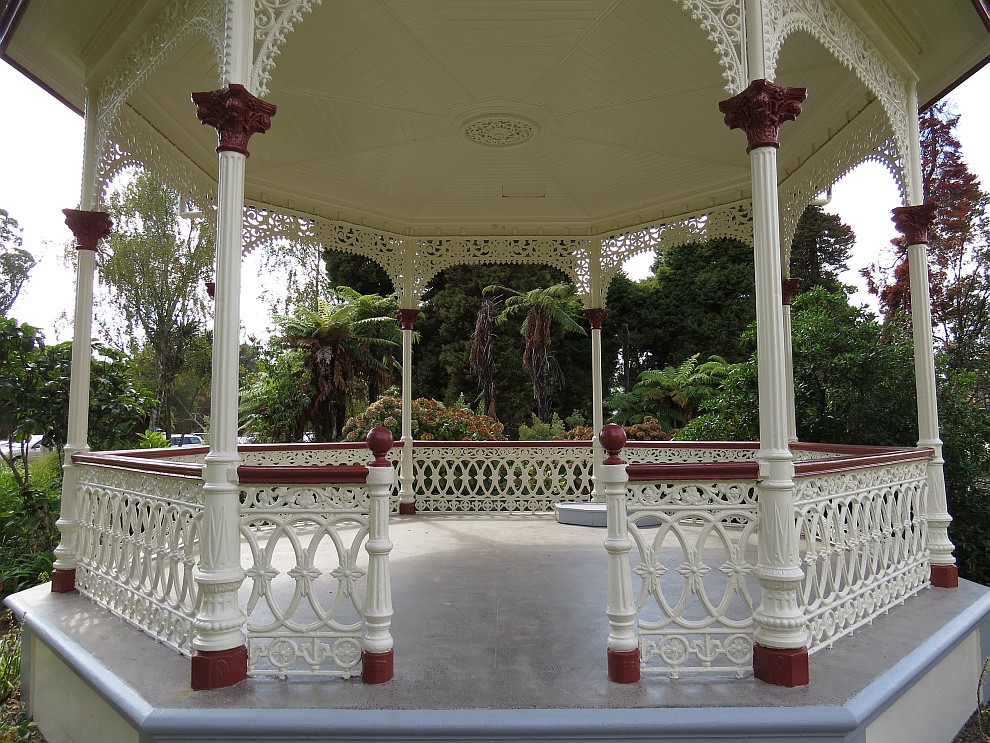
7 515 990 743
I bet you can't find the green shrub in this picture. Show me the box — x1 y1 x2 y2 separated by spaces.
0 452 61 594
518 413 566 441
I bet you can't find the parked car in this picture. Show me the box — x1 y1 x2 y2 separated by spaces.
4 434 52 460
169 433 205 447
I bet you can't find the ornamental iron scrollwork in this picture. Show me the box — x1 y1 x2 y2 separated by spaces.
241 483 372 677
627 477 759 679
676 0 746 93
251 0 322 98
99 104 217 213
778 101 904 267
94 0 224 184
764 0 912 172
74 464 204 656
795 461 930 653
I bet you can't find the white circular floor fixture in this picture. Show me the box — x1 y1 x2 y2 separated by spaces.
464 116 536 146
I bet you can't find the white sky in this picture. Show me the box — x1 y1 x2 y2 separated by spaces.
1 60 989 341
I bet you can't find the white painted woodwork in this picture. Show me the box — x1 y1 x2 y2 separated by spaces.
399 325 415 508
589 325 605 504
363 465 396 657
908 239 955 569
603 461 637 655
195 146 248 653
750 144 807 651
9 1 989 242
903 83 955 571
55 99 102 576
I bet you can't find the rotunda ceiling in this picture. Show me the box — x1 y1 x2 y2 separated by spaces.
4 0 989 238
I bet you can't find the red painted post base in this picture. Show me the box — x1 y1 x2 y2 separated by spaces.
362 649 394 684
191 645 248 690
607 648 640 683
753 644 809 687
50 568 77 593
931 564 959 588
398 502 416 515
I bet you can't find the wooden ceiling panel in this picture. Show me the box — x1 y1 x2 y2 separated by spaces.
252 94 449 171
384 0 616 100
269 0 473 113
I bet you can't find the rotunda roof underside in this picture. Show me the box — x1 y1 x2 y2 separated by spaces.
4 0 989 238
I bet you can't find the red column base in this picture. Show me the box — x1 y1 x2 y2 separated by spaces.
753 644 809 687
191 645 248 690
50 568 77 593
398 502 416 515
362 649 394 684
931 564 959 588
607 648 640 683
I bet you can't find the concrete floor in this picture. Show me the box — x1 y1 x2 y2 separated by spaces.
9 513 990 742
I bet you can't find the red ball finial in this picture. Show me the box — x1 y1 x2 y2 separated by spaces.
366 426 394 467
599 424 626 464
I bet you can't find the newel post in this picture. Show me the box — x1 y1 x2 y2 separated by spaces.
601 424 638 683
363 426 396 683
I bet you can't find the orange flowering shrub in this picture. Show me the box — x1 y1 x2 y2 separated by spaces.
553 416 670 442
342 396 506 442
623 416 672 441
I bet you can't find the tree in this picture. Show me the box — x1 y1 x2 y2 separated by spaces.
649 237 757 366
0 317 156 487
414 264 573 436
681 289 918 446
486 282 586 423
602 271 663 392
607 354 731 431
788 204 855 292
100 170 214 433
469 298 498 418
864 102 990 368
321 250 393 296
275 287 400 440
240 347 311 442
0 209 36 316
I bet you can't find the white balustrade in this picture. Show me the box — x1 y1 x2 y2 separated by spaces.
795 453 931 653
74 459 203 654
626 471 761 679
69 440 932 681
239 480 373 677
411 442 594 512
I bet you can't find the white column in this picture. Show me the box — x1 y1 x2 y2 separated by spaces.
907 238 955 583
585 308 607 503
189 0 274 688
719 77 809 685
397 308 418 514
362 427 396 683
600 424 638 683
195 145 249 659
52 98 107 593
750 146 806 653
897 82 956 588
